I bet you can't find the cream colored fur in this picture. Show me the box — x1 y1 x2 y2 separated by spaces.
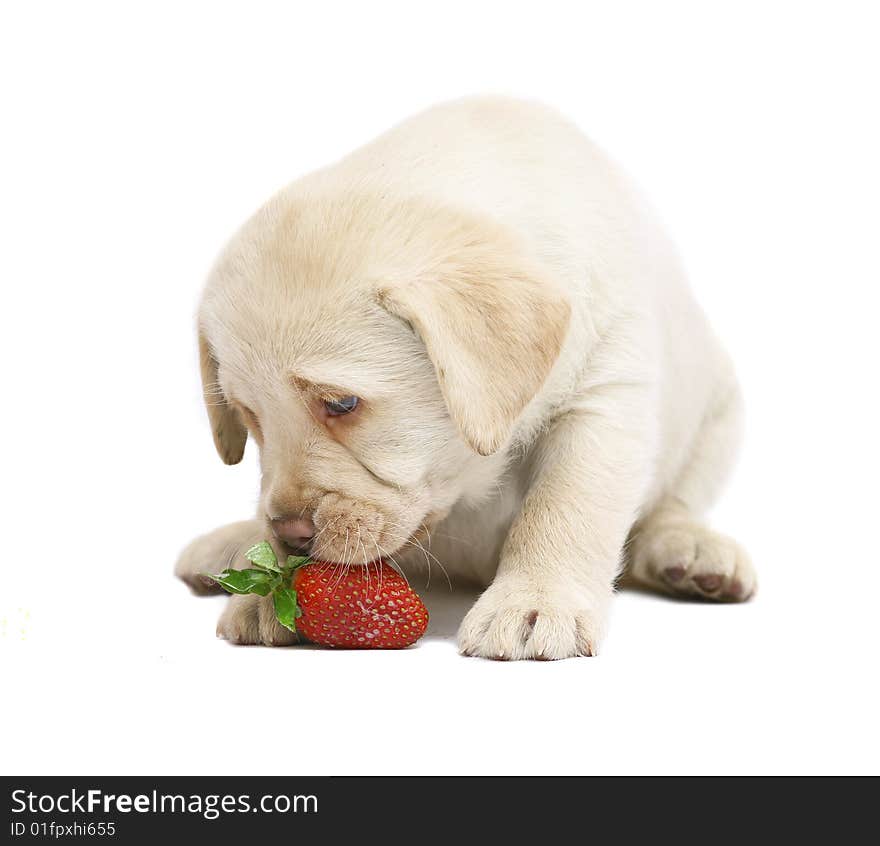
176 96 755 659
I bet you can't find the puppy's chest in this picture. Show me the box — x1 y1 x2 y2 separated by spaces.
426 476 526 587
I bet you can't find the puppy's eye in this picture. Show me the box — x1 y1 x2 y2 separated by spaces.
324 396 359 416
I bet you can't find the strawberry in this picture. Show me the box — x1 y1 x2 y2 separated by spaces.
292 562 428 648
206 541 428 649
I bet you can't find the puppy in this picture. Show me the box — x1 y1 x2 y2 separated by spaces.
176 96 755 659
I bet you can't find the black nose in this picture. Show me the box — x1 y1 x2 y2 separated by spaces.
270 516 316 552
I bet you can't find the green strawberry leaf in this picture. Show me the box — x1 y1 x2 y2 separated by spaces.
245 541 280 573
273 586 300 633
286 554 311 570
205 568 280 596
281 554 311 584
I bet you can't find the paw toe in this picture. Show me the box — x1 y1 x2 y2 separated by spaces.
662 565 687 584
574 617 596 657
694 573 723 593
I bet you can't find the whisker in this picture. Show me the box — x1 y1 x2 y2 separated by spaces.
310 514 342 559
329 529 351 596
216 540 245 573
420 526 471 545
356 527 371 596
368 534 386 596
309 514 347 580
381 523 453 591
417 522 453 590
374 539 411 591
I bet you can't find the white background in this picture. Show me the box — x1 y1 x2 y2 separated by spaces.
2 1 878 775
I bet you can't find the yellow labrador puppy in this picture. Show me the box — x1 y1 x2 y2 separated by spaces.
176 97 755 659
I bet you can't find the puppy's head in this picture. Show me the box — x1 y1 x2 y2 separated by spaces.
198 193 570 564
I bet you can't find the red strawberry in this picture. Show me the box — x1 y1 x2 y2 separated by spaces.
208 542 429 650
294 561 428 649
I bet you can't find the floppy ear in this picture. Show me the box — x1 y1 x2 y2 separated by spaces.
198 328 247 465
378 231 571 456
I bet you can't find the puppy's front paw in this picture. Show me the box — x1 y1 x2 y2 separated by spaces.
175 520 265 595
216 594 299 647
458 577 606 660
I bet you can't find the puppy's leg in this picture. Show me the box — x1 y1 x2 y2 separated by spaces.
176 520 299 645
216 593 299 646
625 384 757 601
458 392 651 660
174 519 266 595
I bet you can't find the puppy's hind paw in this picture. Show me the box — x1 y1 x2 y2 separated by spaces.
631 521 756 602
